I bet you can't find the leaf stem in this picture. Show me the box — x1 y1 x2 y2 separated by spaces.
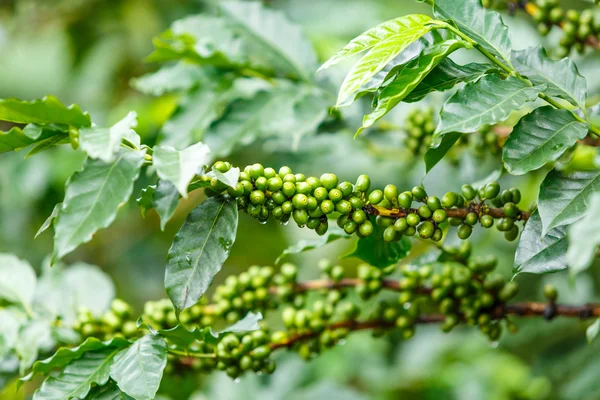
168 348 216 359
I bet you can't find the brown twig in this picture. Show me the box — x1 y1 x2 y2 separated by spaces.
366 204 531 221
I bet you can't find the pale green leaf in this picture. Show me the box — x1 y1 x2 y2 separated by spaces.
335 14 434 105
538 169 600 235
33 348 120 400
16 320 53 374
153 180 181 231
503 107 589 175
52 150 145 262
217 312 262 335
357 38 468 135
110 335 167 400
79 112 139 163
153 142 211 198
35 203 61 239
0 124 67 154
513 46 587 110
0 310 22 358
131 62 205 96
567 194 600 275
433 0 512 64
165 196 238 313
207 167 240 189
435 75 543 136
0 254 36 310
0 96 91 127
514 210 568 275
275 226 350 264
587 319 600 343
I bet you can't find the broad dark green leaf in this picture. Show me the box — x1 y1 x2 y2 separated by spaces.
404 59 493 103
0 96 91 127
87 383 134 400
131 62 205 96
435 75 543 136
221 1 317 81
153 142 211 198
503 107 589 175
110 335 167 400
424 131 462 173
331 14 434 105
538 169 600 235
567 194 600 275
514 210 568 275
153 180 181 231
52 150 145 262
33 348 121 400
433 0 512 64
343 221 412 268
79 112 140 163
357 38 468 135
512 46 587 110
165 196 238 313
0 254 36 310
275 226 350 264
21 337 130 384
136 186 155 219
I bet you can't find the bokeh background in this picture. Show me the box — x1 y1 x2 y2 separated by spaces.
1 0 600 399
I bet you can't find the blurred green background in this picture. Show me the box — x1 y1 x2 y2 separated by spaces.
1 0 600 399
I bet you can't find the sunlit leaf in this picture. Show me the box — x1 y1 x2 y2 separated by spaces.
79 112 140 163
153 142 211 198
0 254 36 311
0 96 91 127
567 194 600 275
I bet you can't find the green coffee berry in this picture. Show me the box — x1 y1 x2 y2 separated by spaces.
457 224 473 239
398 192 413 208
320 173 338 190
355 174 371 192
412 186 427 201
369 190 384 204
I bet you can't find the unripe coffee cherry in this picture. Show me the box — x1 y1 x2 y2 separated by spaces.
432 209 447 223
359 220 374 236
383 225 398 242
441 192 458 208
249 163 265 180
355 174 371 192
384 184 399 203
412 186 427 201
328 188 343 203
406 213 420 226
398 192 413 208
461 184 476 201
394 217 408 232
292 194 309 209
484 182 500 199
368 190 384 204
457 224 473 239
427 196 441 211
320 173 338 190
544 284 558 302
418 221 434 239
250 190 266 205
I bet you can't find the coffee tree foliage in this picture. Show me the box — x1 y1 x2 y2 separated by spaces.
1 0 600 399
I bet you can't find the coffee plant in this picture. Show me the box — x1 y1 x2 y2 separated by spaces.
1 0 600 398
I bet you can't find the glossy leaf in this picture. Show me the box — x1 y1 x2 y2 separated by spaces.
424 131 462 174
153 142 211 198
79 112 139 163
538 169 600 235
165 196 238 313
567 194 600 275
514 210 568 275
435 75 543 136
503 107 589 175
33 348 121 400
0 96 91 127
35 203 61 238
157 325 216 349
217 312 263 335
0 253 36 310
207 167 240 189
404 59 492 103
0 124 66 154
433 0 512 64
275 226 350 264
22 337 130 384
131 62 205 96
343 222 411 268
52 150 145 262
333 14 434 105
136 186 155 219
220 1 317 81
357 38 468 135
153 180 181 231
88 383 134 400
512 46 587 110
110 334 167 400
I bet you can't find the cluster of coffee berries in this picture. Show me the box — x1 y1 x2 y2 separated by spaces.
201 162 528 244
403 107 435 155
525 0 600 56
143 298 214 330
73 299 138 341
214 330 275 378
458 125 502 158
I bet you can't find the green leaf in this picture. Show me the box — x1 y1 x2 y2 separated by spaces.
153 180 181 231
33 348 121 400
207 167 240 189
0 310 21 358
435 75 543 136
433 0 512 64
404 59 493 103
217 312 262 335
357 38 468 135
0 124 67 154
26 133 70 157
35 203 61 238
513 210 568 275
22 337 130 384
136 186 155 219
424 131 462 174
165 196 238 313
332 14 434 106
131 62 205 96
88 383 135 400
587 319 600 344
157 325 216 349
567 194 600 275
538 169 600 235
79 112 140 163
153 142 211 198
16 320 53 374
512 46 587 110
503 107 589 175
275 226 350 264
343 221 411 268
52 150 145 262
220 1 317 81
110 334 167 400
0 96 91 127
0 254 36 310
